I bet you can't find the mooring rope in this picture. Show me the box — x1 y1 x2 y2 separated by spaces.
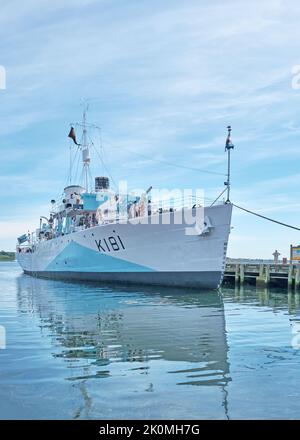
232 203 300 232
103 138 226 177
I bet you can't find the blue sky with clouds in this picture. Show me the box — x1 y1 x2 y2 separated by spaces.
1 0 300 258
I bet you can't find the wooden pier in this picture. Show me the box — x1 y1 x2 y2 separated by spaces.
224 262 300 289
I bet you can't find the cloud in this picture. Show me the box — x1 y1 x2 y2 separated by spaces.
1 0 300 253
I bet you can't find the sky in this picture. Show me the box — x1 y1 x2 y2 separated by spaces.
1 0 300 258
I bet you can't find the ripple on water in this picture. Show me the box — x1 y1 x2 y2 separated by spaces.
1 262 300 419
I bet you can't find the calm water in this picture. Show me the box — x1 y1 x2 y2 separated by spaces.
1 262 300 420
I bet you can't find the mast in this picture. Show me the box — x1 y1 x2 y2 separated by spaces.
69 143 72 185
225 125 234 203
81 106 91 192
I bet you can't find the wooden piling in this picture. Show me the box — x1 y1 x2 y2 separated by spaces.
259 264 264 277
288 264 294 288
265 264 270 286
240 264 245 284
295 265 300 290
256 264 266 286
235 264 240 284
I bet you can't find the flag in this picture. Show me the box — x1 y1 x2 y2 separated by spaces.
225 134 232 150
68 127 81 146
17 234 28 244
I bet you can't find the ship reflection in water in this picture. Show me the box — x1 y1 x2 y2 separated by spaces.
2 262 300 419
13 271 230 419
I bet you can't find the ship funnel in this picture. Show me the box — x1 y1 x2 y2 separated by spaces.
95 176 110 191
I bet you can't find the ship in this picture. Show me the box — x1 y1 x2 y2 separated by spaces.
16 111 233 289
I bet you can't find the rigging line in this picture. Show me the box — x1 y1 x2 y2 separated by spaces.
98 130 108 177
232 203 300 231
70 145 80 171
65 145 80 187
74 147 82 185
103 138 226 177
92 128 104 176
90 141 118 190
56 146 79 201
88 166 94 190
72 149 79 184
79 166 85 190
210 187 228 207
